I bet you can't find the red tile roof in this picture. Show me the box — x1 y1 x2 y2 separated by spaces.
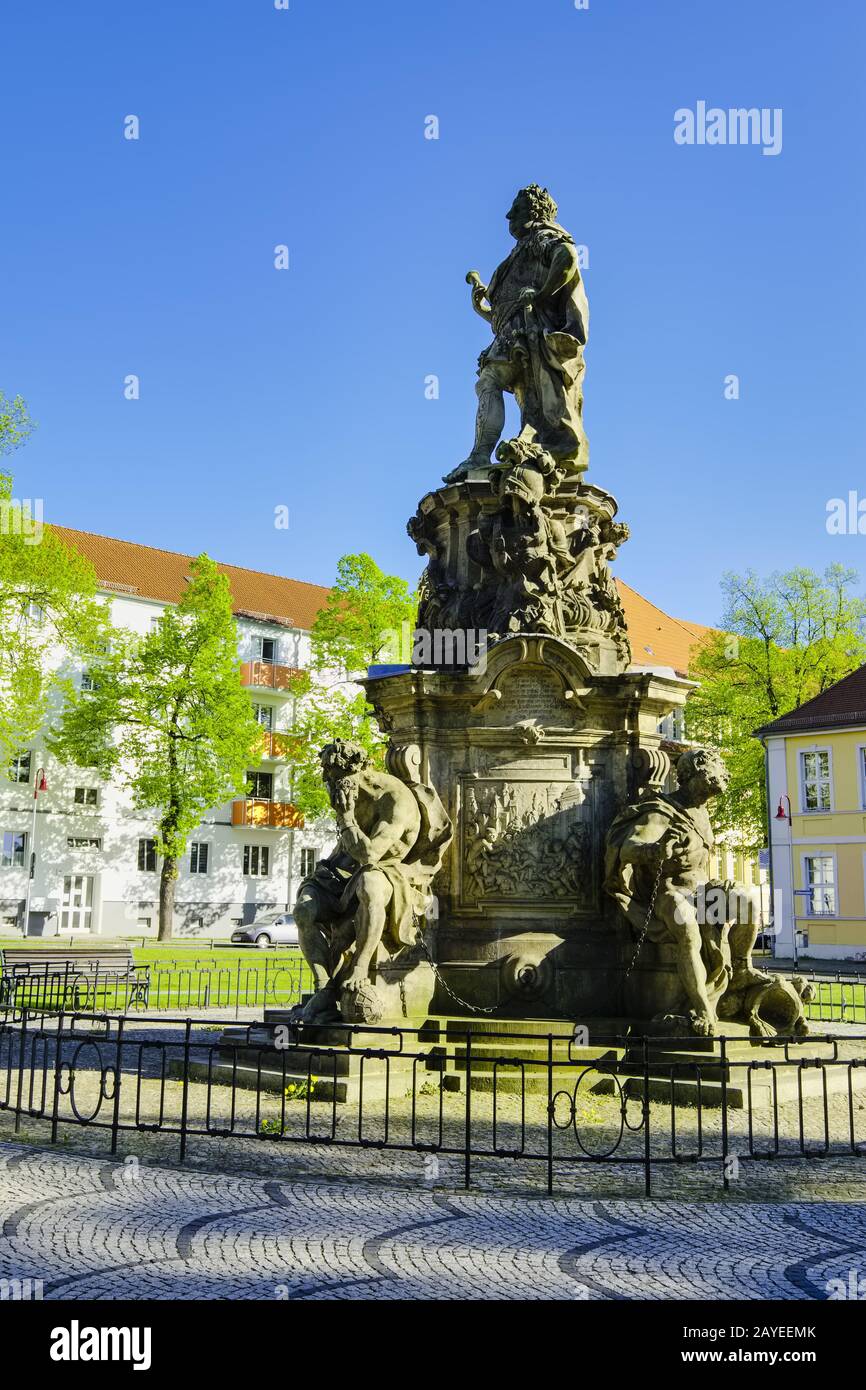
616 579 713 677
51 526 330 632
50 525 712 671
755 663 866 736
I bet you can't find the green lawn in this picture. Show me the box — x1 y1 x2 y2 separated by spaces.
0 940 314 1013
2 939 864 1024
805 979 866 1025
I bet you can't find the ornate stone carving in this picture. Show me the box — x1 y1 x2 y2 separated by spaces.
462 779 591 903
632 745 672 798
404 187 632 674
718 973 814 1040
364 630 691 1019
293 739 452 1023
409 440 631 673
604 747 772 1037
500 950 554 1003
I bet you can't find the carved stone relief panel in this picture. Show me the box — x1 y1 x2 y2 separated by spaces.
460 772 598 911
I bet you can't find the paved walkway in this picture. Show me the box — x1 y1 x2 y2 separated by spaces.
1 1142 864 1300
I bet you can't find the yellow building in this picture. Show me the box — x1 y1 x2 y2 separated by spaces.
757 664 866 962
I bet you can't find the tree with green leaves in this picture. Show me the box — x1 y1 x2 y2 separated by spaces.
686 565 866 849
308 552 415 675
286 553 416 820
50 554 262 940
0 393 107 768
0 392 35 459
285 675 387 819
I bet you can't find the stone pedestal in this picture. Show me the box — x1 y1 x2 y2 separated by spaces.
622 941 689 1020
408 471 632 677
364 634 691 1022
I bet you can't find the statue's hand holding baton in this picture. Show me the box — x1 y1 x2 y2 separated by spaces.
466 270 492 321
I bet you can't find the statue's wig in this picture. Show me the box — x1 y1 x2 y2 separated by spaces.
514 184 558 225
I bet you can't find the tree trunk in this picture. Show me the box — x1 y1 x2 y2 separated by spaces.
158 856 178 941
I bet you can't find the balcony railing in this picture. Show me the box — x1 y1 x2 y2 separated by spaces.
256 730 293 759
231 799 304 829
240 660 301 692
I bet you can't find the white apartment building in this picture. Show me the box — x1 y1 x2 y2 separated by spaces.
0 529 335 939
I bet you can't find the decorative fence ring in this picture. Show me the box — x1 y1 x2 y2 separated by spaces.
67 1040 109 1122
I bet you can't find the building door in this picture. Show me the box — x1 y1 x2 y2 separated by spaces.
60 875 94 932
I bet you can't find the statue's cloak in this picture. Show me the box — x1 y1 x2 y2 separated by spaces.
484 221 589 386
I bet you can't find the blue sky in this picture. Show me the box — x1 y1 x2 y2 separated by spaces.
3 0 865 624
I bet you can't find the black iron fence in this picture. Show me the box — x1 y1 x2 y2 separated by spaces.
763 964 866 1026
0 954 313 1015
1 1009 864 1196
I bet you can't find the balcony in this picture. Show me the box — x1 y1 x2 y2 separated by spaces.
240 660 301 693
231 798 304 829
257 730 294 759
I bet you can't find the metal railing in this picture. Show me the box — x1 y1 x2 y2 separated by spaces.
763 964 866 1026
0 955 313 1015
1 1010 863 1196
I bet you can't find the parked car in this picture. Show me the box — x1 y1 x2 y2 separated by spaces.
231 912 298 947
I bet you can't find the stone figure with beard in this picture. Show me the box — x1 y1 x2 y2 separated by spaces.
293 740 452 1023
604 747 770 1036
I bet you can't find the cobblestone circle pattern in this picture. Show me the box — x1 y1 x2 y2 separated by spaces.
2 1141 865 1300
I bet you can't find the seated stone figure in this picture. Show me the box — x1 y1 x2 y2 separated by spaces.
294 740 451 1023
604 747 769 1037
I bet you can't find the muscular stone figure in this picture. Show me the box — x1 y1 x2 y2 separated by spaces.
604 747 769 1036
293 740 451 1022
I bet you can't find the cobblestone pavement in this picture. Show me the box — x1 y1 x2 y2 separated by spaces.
1 1141 865 1300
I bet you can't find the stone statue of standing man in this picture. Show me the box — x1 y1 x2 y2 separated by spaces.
445 184 590 484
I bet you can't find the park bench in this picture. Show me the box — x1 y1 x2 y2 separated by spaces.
0 945 150 1012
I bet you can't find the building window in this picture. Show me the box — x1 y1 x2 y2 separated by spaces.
8 752 31 784
657 709 685 742
247 769 273 799
80 671 97 692
190 842 209 875
254 636 277 664
1 831 27 868
74 787 99 807
138 838 157 872
860 747 866 809
253 704 274 731
803 854 836 916
149 615 162 631
243 844 270 877
800 750 832 813
299 847 318 878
